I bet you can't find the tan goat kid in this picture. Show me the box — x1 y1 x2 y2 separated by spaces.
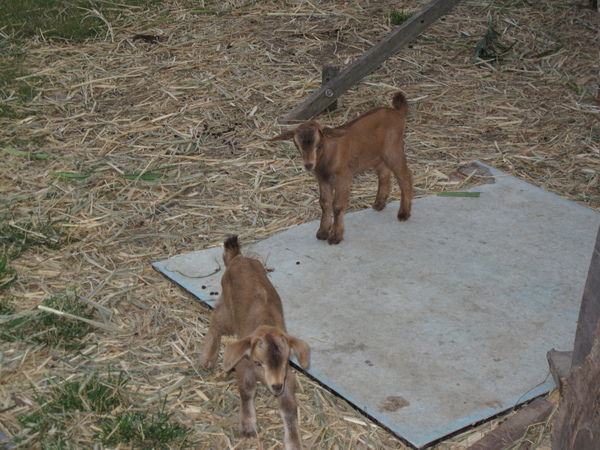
269 92 413 245
200 236 310 450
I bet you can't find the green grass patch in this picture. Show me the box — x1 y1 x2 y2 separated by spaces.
97 402 193 448
0 213 70 259
473 18 515 64
0 213 70 293
50 172 92 181
16 371 130 446
0 57 38 119
51 164 174 182
390 10 413 26
1 0 104 41
0 296 15 315
3 148 51 160
0 252 18 291
0 0 163 118
437 192 482 197
0 0 161 41
589 126 599 143
16 374 192 448
122 165 173 181
566 80 583 94
0 290 95 348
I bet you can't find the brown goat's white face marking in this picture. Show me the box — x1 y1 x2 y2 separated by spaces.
292 122 322 172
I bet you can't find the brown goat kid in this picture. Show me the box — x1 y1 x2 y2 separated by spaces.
270 92 413 245
200 236 310 450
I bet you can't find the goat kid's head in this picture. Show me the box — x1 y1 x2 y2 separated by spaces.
269 122 344 172
222 325 310 396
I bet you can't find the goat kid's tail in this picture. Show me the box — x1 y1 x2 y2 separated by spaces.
223 235 242 266
392 92 408 114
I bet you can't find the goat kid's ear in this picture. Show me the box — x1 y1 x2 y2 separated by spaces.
322 127 345 138
268 129 296 142
222 337 252 372
288 335 310 369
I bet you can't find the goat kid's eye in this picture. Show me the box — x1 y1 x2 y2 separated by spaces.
254 361 262 367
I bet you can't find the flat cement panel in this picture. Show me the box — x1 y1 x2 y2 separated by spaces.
153 166 600 448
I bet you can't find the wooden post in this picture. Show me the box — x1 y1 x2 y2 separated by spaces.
571 225 600 368
322 64 339 112
282 0 462 122
552 317 600 449
547 225 600 386
551 225 600 450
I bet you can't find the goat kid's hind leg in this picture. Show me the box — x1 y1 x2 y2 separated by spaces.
373 163 391 211
236 360 259 437
395 159 413 221
316 181 333 241
385 151 413 221
279 370 303 450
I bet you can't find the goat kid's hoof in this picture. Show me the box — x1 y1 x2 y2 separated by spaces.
372 201 386 211
398 211 410 221
327 236 342 245
239 424 258 438
199 355 216 370
316 230 330 241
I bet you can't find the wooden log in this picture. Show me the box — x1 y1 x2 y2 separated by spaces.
282 0 462 123
552 316 600 449
571 225 600 368
551 226 600 449
467 397 554 450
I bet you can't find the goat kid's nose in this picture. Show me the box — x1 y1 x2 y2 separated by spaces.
304 163 314 171
271 384 284 395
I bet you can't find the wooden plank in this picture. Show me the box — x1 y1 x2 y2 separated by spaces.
467 397 554 450
571 225 600 368
282 0 462 122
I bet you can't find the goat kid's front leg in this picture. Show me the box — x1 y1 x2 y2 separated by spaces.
316 181 333 241
236 360 259 437
200 302 227 369
328 177 350 245
278 370 303 450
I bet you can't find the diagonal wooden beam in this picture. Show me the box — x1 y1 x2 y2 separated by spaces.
467 397 554 450
282 0 462 123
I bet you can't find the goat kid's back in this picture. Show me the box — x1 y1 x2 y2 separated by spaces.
220 236 285 336
329 92 409 175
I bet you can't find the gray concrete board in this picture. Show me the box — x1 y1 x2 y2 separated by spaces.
153 166 600 448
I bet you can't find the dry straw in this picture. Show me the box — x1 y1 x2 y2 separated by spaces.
0 0 597 448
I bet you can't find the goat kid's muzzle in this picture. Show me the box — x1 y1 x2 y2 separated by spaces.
269 376 288 396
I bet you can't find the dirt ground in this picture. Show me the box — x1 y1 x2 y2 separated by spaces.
1 0 598 448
